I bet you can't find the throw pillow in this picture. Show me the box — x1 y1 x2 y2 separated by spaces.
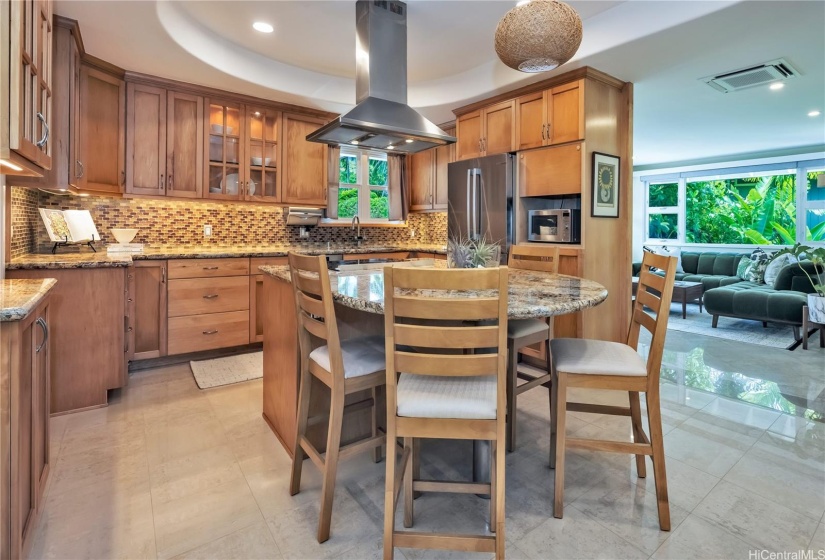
764 252 797 287
736 256 751 280
744 249 770 284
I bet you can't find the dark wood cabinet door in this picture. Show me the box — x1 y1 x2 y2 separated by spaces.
78 65 125 193
126 83 167 195
166 91 203 198
132 261 168 360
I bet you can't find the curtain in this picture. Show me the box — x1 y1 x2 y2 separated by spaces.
388 154 409 221
326 145 340 219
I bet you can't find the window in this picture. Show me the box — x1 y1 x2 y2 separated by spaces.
641 159 825 246
336 149 390 222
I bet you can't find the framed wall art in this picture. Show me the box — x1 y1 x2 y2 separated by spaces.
591 152 620 218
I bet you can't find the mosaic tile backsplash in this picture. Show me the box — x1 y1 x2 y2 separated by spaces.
8 187 447 257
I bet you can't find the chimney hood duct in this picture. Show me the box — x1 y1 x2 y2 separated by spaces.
306 0 456 154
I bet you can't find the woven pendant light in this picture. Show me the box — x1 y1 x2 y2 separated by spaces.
494 0 583 73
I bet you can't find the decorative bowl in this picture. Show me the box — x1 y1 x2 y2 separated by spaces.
250 156 272 166
111 228 139 244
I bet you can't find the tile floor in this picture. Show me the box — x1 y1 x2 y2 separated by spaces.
32 330 825 560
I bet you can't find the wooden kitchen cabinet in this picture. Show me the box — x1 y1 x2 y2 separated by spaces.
409 126 454 212
409 149 434 211
131 261 167 360
249 257 287 343
244 106 281 203
76 63 125 193
6 268 127 414
1 295 51 560
1 0 53 175
281 113 328 206
518 142 583 197
205 98 243 200
127 84 204 198
516 80 583 150
456 101 515 161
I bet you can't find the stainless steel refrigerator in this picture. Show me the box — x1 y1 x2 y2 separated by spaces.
447 153 515 263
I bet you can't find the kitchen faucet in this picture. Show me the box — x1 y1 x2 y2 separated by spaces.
351 216 363 247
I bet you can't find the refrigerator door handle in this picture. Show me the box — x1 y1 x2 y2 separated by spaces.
466 169 473 240
471 168 481 241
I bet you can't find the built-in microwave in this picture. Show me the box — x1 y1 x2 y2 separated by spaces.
528 209 581 243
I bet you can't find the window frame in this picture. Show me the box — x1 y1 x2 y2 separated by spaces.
641 159 825 248
331 147 391 224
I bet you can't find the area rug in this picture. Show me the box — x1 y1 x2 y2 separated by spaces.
663 302 796 349
190 351 263 389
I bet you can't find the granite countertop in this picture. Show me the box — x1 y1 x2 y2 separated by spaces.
261 262 608 320
6 244 448 270
1 278 58 322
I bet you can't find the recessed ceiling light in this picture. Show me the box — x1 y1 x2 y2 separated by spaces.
809 110 822 117
405 139 413 143
386 145 395 150
350 140 359 145
769 82 784 90
253 21 273 33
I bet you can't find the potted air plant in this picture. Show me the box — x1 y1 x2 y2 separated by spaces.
775 243 825 323
447 238 502 268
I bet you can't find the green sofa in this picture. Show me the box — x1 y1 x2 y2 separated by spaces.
633 251 817 332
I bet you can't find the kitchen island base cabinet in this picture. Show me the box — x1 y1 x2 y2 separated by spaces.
131 261 167 361
167 310 249 356
261 274 380 457
1 297 51 560
6 268 127 414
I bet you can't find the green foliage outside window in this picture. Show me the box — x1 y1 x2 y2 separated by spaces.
338 188 358 218
684 173 825 245
340 155 358 184
368 158 388 186
648 214 678 239
370 189 389 219
649 183 678 207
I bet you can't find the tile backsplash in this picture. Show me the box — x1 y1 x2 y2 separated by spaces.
8 187 447 257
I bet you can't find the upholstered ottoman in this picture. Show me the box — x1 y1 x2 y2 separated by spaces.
704 282 809 336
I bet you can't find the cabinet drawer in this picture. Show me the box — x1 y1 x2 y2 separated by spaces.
167 258 250 279
168 311 250 355
168 276 249 317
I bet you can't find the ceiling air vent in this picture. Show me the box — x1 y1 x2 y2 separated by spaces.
701 58 801 93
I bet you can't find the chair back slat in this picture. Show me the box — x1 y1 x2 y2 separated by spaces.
627 252 677 388
394 296 500 321
288 252 344 378
394 324 500 350
301 312 329 340
297 291 326 318
508 245 559 273
390 267 501 291
635 289 662 314
394 352 499 377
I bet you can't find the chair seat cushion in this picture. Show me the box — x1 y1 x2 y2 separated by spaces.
508 318 549 339
309 336 386 379
550 338 647 376
396 373 497 419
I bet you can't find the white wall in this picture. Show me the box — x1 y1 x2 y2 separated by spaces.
631 150 825 262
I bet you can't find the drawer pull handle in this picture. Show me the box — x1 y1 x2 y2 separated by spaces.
203 294 219 299
203 266 219 270
203 330 219 335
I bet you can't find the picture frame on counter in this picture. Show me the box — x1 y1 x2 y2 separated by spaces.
591 152 620 218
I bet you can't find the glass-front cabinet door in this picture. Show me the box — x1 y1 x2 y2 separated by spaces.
205 99 243 200
245 107 280 202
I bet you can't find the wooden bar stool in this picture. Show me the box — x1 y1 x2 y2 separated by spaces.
287 252 387 543
549 251 677 531
505 245 559 451
383 266 509 559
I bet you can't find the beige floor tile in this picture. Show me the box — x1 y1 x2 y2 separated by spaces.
630 455 720 512
145 412 228 468
31 489 156 560
661 416 754 477
150 443 245 505
240 453 320 520
517 505 648 560
571 472 690 555
170 520 282 560
811 523 825 552
699 397 782 431
48 440 150 497
651 515 754 559
153 476 265 559
693 480 819 552
59 416 146 456
723 433 825 521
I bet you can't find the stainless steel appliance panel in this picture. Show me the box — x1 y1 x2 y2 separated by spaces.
448 154 514 262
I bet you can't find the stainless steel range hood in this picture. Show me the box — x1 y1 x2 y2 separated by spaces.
306 0 456 154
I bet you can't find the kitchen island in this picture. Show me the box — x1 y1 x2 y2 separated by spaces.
258 261 608 456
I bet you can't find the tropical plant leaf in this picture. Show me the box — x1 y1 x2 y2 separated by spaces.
744 229 771 244
769 221 795 245
809 220 825 242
